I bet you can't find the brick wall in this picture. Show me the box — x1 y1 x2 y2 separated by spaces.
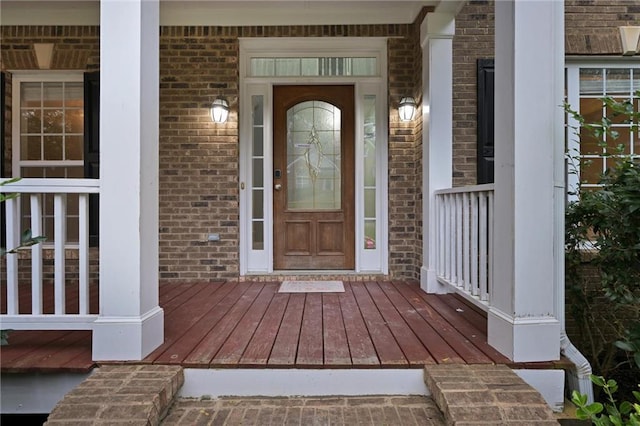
451 0 640 186
1 22 425 281
566 0 640 54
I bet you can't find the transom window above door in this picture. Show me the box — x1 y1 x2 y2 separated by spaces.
250 57 378 77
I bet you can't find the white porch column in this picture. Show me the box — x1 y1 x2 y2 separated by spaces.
93 0 163 360
420 12 454 293
489 0 564 362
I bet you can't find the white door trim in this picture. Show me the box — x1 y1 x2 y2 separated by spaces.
239 38 388 275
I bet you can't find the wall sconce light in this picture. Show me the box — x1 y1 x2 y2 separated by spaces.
210 98 229 123
398 97 417 122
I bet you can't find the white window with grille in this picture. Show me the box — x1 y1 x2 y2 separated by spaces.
11 72 85 244
566 63 639 193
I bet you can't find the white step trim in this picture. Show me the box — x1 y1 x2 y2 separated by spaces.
179 369 429 398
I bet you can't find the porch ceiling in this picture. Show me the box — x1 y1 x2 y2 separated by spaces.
0 1 447 26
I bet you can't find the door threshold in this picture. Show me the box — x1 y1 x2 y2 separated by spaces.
240 271 390 282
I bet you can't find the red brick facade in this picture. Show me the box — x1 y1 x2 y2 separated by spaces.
1 20 425 281
1 1 638 281
452 0 640 186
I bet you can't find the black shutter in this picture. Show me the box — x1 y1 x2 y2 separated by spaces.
1 72 5 247
477 59 494 184
84 71 99 246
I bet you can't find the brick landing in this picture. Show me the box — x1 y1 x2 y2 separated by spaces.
43 364 563 425
163 396 446 425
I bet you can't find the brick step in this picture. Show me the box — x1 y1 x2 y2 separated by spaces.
45 365 184 425
424 364 560 425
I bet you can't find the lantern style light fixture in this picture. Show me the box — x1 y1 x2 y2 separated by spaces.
210 98 229 123
398 96 417 122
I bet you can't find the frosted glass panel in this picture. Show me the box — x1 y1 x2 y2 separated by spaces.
364 220 376 249
363 95 376 187
252 190 264 219
250 57 377 77
287 101 341 210
276 58 300 76
251 58 275 77
252 221 264 250
253 127 264 156
252 158 263 187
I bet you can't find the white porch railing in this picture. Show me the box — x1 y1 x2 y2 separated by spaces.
1 178 99 330
434 184 494 309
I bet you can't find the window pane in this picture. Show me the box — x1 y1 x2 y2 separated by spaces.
301 58 320 76
65 83 83 107
364 188 375 218
252 190 264 219
286 101 341 210
66 166 84 178
275 58 300 76
363 95 376 187
21 109 41 133
609 126 630 154
252 221 264 250
580 68 603 95
250 57 377 77
633 69 640 92
580 98 603 124
581 157 603 184
352 58 377 76
43 136 64 160
21 83 41 107
580 128 601 155
252 95 264 126
65 109 84 133
21 136 42 160
65 136 83 160
364 220 376 250
43 83 63 107
252 159 263 187
43 110 63 133
253 127 264 157
251 58 275 77
605 69 631 95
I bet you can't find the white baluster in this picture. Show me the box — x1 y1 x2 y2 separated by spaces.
30 194 43 314
54 194 67 315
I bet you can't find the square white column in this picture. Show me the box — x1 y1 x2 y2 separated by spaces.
420 12 455 293
93 0 163 361
489 0 564 362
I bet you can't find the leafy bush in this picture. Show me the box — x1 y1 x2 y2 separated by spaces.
572 375 640 425
564 93 640 387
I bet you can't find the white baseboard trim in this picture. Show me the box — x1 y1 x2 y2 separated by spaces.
179 368 429 398
514 369 565 412
1 372 90 414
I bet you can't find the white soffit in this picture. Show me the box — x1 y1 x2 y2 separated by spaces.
0 1 437 26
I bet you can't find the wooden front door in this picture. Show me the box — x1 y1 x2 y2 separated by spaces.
273 85 355 270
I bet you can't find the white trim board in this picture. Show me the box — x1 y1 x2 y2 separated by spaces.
179 369 429 398
239 38 389 276
1 372 91 414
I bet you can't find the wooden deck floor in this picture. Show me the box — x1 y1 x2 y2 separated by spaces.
0 281 510 373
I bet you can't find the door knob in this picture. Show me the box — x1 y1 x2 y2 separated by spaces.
274 184 282 191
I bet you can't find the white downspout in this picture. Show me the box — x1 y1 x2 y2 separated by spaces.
561 332 594 403
556 191 593 401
